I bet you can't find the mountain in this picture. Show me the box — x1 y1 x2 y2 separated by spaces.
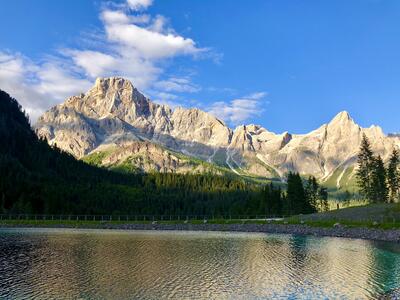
0 90 261 215
36 77 233 174
35 77 400 189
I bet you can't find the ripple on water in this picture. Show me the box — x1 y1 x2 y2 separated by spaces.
0 229 399 299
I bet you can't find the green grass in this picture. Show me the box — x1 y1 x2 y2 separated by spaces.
285 203 400 229
83 151 110 166
282 219 400 230
3 204 400 231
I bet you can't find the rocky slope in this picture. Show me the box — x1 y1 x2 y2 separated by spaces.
35 77 400 187
82 140 231 175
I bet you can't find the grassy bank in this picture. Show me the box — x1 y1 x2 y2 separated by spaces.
286 203 400 229
2 204 400 230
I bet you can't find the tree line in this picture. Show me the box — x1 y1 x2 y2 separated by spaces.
0 90 328 217
356 134 400 203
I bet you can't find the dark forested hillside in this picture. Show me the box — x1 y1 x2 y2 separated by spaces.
0 91 321 216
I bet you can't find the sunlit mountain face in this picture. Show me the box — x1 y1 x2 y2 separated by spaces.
35 77 400 191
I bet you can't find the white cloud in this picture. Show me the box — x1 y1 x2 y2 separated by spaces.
246 91 267 100
102 10 203 59
68 50 116 78
0 52 91 121
153 77 200 93
127 0 153 11
69 6 205 89
154 91 178 100
0 0 210 122
208 92 268 125
148 15 167 33
101 10 131 24
34 63 91 98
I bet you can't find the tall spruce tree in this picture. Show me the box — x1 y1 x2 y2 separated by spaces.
305 176 319 209
287 172 315 214
387 149 400 203
318 187 329 211
370 155 388 203
356 134 375 201
264 183 283 216
305 176 328 212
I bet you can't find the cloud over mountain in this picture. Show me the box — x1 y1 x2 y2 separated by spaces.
208 92 268 125
0 0 209 122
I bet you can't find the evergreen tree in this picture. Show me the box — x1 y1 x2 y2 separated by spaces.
370 155 388 203
264 183 283 216
264 184 272 215
387 149 400 203
305 176 319 209
0 193 4 214
341 190 353 206
317 187 329 211
356 134 375 201
305 176 329 212
286 172 315 214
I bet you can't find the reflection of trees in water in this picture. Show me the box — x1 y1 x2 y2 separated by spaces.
368 241 400 296
0 232 78 298
0 233 40 297
289 235 309 268
285 235 312 296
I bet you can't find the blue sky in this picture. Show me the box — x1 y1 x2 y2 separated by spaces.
1 0 400 134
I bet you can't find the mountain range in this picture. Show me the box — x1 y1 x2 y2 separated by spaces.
35 77 400 191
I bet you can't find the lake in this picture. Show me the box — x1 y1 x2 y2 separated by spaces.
0 228 399 299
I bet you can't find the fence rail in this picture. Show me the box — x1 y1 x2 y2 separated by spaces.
1 214 399 223
0 214 286 222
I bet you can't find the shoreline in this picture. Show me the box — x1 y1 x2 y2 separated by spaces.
1 223 400 242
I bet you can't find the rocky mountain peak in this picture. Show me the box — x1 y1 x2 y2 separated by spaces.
92 77 134 94
329 111 354 125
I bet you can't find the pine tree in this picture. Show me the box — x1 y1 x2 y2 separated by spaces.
370 155 388 203
318 187 329 211
356 134 375 201
287 172 315 214
387 149 400 203
0 193 4 214
341 190 352 206
305 176 319 210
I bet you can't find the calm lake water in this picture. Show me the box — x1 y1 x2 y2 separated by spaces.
0 228 399 299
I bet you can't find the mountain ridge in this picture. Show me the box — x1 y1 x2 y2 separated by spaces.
35 77 400 188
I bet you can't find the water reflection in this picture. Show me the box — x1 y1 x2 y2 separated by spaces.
0 228 399 299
